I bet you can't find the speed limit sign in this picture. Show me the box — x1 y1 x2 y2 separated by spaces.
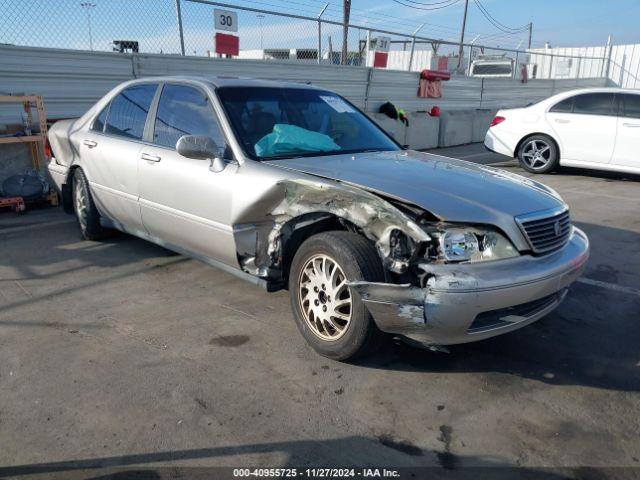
214 9 238 33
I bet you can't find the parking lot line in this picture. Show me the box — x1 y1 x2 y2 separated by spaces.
0 218 75 234
458 151 498 159
577 277 640 297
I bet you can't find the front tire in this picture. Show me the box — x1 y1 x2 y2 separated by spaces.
288 231 387 361
72 168 109 240
517 134 559 174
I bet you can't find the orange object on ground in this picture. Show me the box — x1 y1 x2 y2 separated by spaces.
0 196 26 213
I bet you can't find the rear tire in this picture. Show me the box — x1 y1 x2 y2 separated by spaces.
517 134 559 174
288 231 387 361
72 168 109 241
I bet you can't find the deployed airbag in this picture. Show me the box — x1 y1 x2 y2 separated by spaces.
254 124 340 157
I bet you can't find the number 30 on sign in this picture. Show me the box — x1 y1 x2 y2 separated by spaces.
214 9 238 32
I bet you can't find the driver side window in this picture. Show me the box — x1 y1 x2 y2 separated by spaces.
153 84 227 156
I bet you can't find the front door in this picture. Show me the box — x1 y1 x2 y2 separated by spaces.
138 83 238 267
612 93 640 169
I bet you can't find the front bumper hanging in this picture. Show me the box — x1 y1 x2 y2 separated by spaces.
349 227 590 347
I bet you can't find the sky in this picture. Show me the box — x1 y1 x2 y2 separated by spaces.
2 0 640 54
277 0 640 49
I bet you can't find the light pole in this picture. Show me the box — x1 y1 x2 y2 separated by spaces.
80 2 96 51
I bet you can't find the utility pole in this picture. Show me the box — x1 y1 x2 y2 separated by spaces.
80 2 96 51
456 0 469 71
341 0 351 65
527 22 533 49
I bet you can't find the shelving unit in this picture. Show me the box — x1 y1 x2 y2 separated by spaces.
0 95 48 170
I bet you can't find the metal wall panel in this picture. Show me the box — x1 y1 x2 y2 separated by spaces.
368 70 483 112
480 79 554 109
528 43 640 88
0 45 135 122
0 45 609 128
609 43 640 88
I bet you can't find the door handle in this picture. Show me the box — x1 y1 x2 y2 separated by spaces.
554 119 570 124
623 123 640 128
141 152 161 162
83 139 98 148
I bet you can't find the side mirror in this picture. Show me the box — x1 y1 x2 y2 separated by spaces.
176 135 227 173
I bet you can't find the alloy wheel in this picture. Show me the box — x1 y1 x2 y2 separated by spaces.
521 139 552 170
73 174 88 228
298 254 352 341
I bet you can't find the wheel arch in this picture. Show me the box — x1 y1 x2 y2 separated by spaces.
279 213 368 286
514 132 561 160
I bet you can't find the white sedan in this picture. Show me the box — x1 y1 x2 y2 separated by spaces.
484 87 640 175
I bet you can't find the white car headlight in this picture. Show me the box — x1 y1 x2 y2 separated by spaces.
436 227 519 263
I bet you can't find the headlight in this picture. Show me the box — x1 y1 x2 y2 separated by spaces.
436 226 519 263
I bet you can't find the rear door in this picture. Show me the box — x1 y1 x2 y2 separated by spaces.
611 93 640 169
546 92 617 164
86 83 159 231
137 83 239 266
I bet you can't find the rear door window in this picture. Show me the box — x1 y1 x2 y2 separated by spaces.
549 97 574 113
104 84 158 139
153 84 226 150
572 93 615 116
621 94 640 119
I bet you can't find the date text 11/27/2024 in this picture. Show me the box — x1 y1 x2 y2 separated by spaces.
232 468 401 478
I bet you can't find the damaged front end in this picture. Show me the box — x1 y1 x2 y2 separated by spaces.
231 176 589 348
350 226 589 347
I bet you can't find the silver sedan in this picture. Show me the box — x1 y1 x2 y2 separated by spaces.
47 76 589 360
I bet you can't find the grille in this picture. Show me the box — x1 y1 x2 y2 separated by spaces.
516 207 571 254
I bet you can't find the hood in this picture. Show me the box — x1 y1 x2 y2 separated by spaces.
266 150 565 250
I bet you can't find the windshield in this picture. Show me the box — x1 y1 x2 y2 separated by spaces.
217 86 400 160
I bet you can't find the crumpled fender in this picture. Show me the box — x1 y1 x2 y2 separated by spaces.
232 178 430 277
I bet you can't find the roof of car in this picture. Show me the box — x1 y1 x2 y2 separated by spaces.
128 75 321 90
553 87 640 95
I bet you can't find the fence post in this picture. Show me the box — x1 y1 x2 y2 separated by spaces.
317 3 328 65
514 51 519 79
365 29 371 67
407 23 425 71
407 38 415 71
605 35 613 81
364 63 373 112
175 0 185 56
317 21 322 64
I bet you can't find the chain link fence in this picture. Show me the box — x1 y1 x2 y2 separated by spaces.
0 0 608 78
